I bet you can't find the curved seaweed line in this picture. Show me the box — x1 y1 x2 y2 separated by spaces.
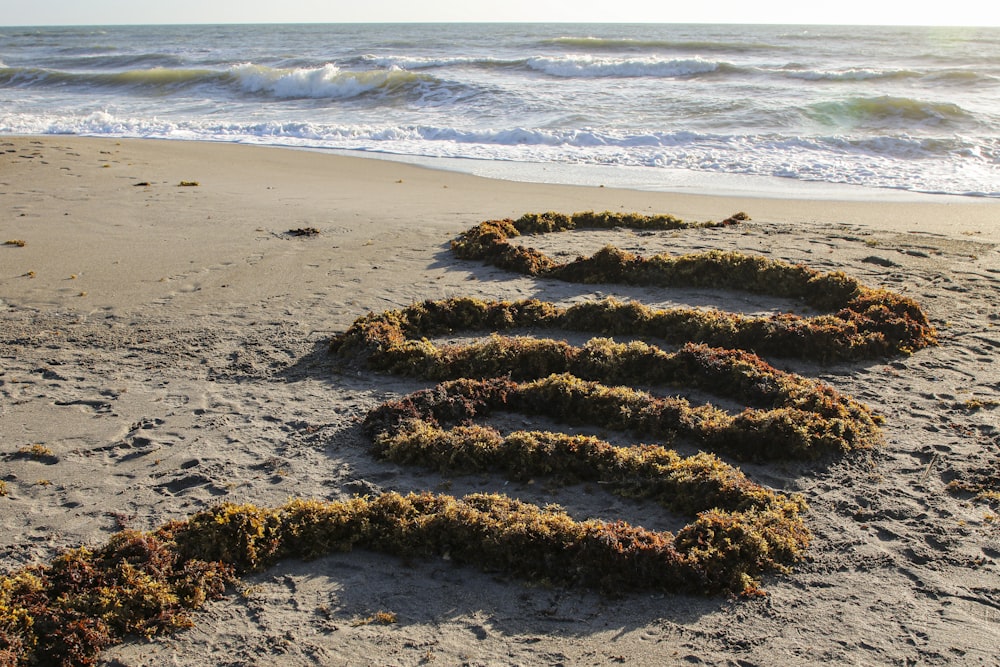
326 210 926 596
448 210 936 360
1 492 806 665
361 371 880 461
331 302 884 459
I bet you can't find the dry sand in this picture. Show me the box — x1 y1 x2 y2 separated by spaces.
1 136 998 665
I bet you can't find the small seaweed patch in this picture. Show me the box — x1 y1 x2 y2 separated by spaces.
352 610 398 626
952 397 1000 412
3 240 25 248
287 227 321 237
946 456 1000 507
177 181 199 187
9 444 58 465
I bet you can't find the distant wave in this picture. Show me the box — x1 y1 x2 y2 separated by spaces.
543 36 781 53
923 69 998 85
229 63 439 100
5 28 109 38
0 62 448 101
525 55 732 78
41 52 189 71
808 96 973 128
778 65 996 86
780 66 922 82
363 54 521 70
0 64 228 91
366 53 737 79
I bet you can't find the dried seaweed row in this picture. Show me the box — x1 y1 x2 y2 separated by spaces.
363 373 876 461
366 424 809 587
0 490 809 666
510 210 749 234
163 492 806 595
372 420 801 516
449 212 935 359
332 296 881 416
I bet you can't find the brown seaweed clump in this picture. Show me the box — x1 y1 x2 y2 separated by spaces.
0 531 233 667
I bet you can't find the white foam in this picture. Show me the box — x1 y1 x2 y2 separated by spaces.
2 113 997 198
230 63 426 99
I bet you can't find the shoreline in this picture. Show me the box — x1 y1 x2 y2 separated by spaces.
3 135 998 320
1 135 998 666
309 145 994 203
10 131 998 203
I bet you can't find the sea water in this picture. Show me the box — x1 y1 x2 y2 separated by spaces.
1 23 998 197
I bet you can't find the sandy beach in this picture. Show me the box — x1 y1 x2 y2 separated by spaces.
1 136 998 665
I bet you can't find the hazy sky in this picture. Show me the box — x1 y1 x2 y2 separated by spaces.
3 0 999 27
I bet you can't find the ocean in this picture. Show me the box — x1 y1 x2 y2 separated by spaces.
1 23 998 198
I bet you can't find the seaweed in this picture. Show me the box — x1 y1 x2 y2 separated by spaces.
0 210 937 665
0 531 233 667
362 373 878 461
332 303 882 454
324 211 930 608
0 488 808 665
287 227 320 237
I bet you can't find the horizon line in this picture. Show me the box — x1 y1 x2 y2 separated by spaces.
3 20 999 29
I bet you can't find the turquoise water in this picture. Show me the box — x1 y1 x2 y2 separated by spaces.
1 23 998 196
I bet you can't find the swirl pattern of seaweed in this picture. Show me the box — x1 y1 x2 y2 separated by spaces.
0 211 936 666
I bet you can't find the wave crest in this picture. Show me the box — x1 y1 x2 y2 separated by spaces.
809 96 972 127
782 67 920 82
526 55 727 78
230 63 434 99
544 36 779 53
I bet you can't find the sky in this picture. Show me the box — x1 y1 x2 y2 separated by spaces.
2 0 999 27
